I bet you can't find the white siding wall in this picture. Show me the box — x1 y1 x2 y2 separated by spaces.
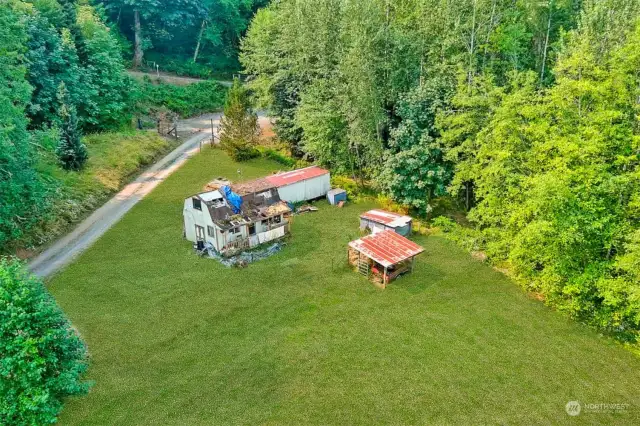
184 197 237 252
184 198 211 243
359 218 412 236
276 174 331 203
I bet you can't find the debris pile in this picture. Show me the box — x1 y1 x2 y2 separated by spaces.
203 242 284 267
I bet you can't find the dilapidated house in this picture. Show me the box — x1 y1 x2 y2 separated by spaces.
183 181 291 256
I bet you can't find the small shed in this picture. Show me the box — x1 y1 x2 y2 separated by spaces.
265 166 330 203
348 230 424 288
360 209 412 236
327 188 347 205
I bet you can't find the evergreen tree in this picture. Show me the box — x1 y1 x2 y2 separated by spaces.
56 83 88 171
219 78 259 161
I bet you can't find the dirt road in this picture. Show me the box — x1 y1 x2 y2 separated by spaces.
29 114 226 279
127 70 233 87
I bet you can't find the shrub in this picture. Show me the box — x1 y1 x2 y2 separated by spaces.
0 259 90 425
261 148 295 168
132 80 227 118
375 194 410 215
432 216 486 252
330 175 360 199
431 216 456 233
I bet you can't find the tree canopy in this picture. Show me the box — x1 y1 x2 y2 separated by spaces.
97 0 268 73
0 258 89 424
241 0 640 341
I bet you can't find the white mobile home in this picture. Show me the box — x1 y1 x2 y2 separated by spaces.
265 166 330 203
183 184 291 256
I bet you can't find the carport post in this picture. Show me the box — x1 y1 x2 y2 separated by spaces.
411 256 416 272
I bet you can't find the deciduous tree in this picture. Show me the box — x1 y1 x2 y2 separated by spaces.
0 259 90 425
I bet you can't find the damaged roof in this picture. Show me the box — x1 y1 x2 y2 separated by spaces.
230 178 274 196
190 185 290 230
349 230 424 268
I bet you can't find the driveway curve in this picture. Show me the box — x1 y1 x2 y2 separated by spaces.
29 113 232 278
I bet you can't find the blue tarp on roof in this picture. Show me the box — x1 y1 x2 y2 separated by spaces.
221 185 243 214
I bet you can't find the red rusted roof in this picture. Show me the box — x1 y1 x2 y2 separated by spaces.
360 209 412 227
265 166 329 187
349 230 424 268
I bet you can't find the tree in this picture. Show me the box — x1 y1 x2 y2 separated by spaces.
24 1 130 132
0 258 90 425
379 80 454 214
56 83 88 171
219 78 259 161
77 5 131 131
0 1 50 248
25 18 86 129
98 0 162 68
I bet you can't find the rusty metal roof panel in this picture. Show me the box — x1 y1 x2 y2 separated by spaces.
349 230 424 268
265 166 329 187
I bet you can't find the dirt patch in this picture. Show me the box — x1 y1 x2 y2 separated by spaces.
259 119 276 143
471 251 488 262
127 70 233 87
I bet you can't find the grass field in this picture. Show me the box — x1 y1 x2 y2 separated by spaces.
49 147 640 424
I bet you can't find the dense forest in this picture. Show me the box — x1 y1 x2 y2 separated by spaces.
1 0 129 247
97 0 268 76
0 0 230 254
241 0 640 341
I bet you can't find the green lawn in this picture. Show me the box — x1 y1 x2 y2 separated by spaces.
49 147 640 425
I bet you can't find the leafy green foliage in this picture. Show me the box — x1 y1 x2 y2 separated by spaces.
132 78 226 117
241 0 580 181
24 1 131 132
219 79 259 161
330 175 360 199
438 3 640 340
25 14 83 129
0 258 89 425
98 0 266 73
243 0 640 341
379 81 453 213
76 5 131 132
0 1 50 248
258 147 296 168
